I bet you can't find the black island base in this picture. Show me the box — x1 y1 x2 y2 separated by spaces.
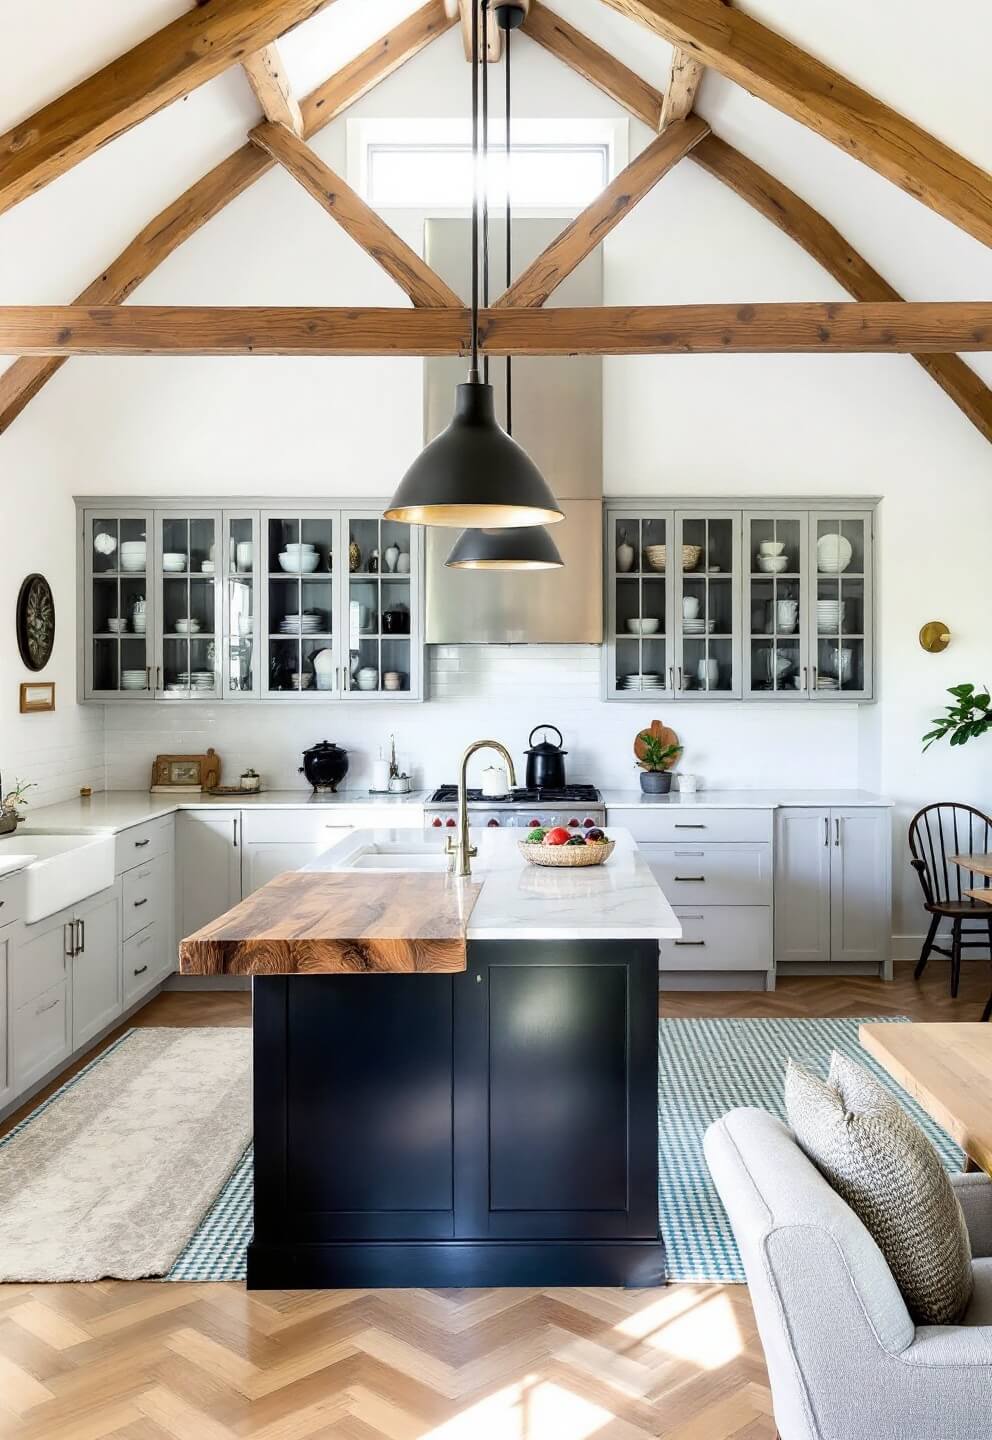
247 937 665 1289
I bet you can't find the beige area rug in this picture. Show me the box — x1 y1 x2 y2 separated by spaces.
0 1027 251 1282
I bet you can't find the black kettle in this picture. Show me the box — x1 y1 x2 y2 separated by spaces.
524 724 567 791
299 741 349 793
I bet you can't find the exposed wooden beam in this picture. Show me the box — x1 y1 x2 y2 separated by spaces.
241 44 303 134
494 115 708 307
598 0 992 249
659 48 703 127
250 121 462 307
522 1 661 129
0 0 339 217
693 133 992 444
0 1 457 434
523 5 992 444
2 303 991 356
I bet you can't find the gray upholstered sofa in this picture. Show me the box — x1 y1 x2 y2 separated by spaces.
704 1108 992 1440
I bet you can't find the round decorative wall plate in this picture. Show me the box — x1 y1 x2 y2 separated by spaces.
16 573 55 672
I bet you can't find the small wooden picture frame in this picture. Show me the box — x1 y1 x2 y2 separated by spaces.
19 681 55 713
150 747 221 793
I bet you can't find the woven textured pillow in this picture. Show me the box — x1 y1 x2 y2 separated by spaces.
784 1050 973 1325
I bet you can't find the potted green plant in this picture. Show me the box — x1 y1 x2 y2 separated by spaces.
922 683 992 751
0 778 35 836
634 722 683 795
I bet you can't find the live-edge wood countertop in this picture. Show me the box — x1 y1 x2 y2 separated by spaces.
178 870 482 975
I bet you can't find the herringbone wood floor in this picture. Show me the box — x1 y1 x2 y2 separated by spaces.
0 960 987 1440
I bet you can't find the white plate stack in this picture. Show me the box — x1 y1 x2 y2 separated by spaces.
618 673 665 690
176 670 215 692
816 599 845 633
279 611 323 634
121 670 146 690
119 541 146 573
683 618 716 635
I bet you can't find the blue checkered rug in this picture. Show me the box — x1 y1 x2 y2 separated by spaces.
163 1015 964 1284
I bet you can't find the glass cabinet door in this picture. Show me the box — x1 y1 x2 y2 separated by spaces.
675 513 740 697
608 512 673 697
810 513 872 699
84 510 154 698
342 512 418 698
743 512 808 698
222 513 259 698
157 512 220 698
262 513 336 697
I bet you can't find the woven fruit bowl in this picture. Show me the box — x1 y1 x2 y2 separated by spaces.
518 839 616 868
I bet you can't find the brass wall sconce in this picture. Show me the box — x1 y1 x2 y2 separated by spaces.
919 621 951 653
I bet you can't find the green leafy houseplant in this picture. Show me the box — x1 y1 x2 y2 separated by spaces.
922 684 992 751
636 733 683 772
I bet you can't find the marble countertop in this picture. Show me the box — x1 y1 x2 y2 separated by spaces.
19 789 429 835
307 827 682 942
601 788 892 808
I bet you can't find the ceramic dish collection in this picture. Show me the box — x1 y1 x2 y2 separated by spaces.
119 541 147 573
618 673 664 690
626 617 660 635
816 534 853 573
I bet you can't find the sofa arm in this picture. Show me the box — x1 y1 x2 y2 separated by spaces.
951 1172 992 1258
900 1322 992 1368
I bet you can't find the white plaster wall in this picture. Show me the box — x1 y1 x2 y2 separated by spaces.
2 4 991 951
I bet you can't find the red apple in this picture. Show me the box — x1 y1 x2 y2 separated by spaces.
543 826 572 846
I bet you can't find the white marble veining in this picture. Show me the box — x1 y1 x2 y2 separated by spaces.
18 789 428 835
308 827 682 943
602 788 892 809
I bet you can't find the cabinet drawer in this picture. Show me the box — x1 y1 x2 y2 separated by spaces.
239 807 424 846
640 843 771 905
608 807 773 844
116 817 172 873
122 854 166 939
14 980 70 1090
660 906 772 971
123 926 164 1005
14 918 70 1008
0 870 25 928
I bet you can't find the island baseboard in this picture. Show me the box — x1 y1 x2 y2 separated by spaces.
246 1237 667 1290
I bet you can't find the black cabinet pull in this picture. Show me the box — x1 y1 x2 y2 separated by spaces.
674 823 706 829
135 838 150 848
674 875 706 882
133 964 149 977
133 897 148 908
674 939 706 947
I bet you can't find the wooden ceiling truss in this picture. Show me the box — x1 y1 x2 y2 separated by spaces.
0 0 990 443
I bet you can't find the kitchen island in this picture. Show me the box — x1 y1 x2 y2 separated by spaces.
179 827 680 1290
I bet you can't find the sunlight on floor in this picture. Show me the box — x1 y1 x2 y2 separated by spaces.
423 1375 613 1440
617 1289 744 1370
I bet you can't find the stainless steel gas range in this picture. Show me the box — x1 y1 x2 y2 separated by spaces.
425 784 605 833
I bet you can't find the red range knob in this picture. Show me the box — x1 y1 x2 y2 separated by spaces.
487 818 500 827
431 817 443 827
568 817 579 828
445 817 456 827
583 817 596 828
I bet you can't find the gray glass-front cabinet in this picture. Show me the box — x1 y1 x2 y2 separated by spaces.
78 501 424 704
605 501 875 703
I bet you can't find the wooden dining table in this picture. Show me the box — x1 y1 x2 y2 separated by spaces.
860 1022 992 1176
950 851 992 905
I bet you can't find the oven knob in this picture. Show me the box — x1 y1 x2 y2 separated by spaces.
445 817 456 827
583 817 596 828
431 817 443 827
487 818 500 827
529 819 541 828
567 817 579 828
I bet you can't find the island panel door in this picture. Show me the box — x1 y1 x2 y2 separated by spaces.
253 976 455 1242
454 941 659 1240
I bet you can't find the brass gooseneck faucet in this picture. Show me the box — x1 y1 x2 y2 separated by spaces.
445 740 517 877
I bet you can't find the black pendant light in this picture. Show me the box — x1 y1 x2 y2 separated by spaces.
385 0 563 530
446 3 564 571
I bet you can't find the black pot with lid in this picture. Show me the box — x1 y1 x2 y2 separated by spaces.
300 740 349 793
524 724 568 791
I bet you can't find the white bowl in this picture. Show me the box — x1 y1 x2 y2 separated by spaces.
283 542 316 552
278 551 320 573
758 541 785 557
162 553 186 571
626 617 660 635
757 555 788 574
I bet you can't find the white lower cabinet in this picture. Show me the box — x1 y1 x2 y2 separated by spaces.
123 926 166 1005
70 889 121 1050
176 810 242 938
12 910 73 1091
0 930 14 1112
775 807 891 969
242 841 341 896
665 906 772 971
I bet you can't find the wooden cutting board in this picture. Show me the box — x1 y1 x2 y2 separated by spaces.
178 870 482 976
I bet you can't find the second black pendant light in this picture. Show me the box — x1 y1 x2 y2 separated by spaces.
445 3 564 571
385 1 563 532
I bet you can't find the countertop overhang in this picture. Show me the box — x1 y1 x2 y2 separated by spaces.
178 827 681 974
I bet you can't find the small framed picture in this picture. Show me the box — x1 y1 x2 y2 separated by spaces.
150 748 222 793
19 681 55 713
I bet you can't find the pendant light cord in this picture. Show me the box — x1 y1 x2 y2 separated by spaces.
505 19 512 435
469 0 480 382
481 0 490 384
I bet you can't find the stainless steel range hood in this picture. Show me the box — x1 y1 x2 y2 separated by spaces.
424 218 603 644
